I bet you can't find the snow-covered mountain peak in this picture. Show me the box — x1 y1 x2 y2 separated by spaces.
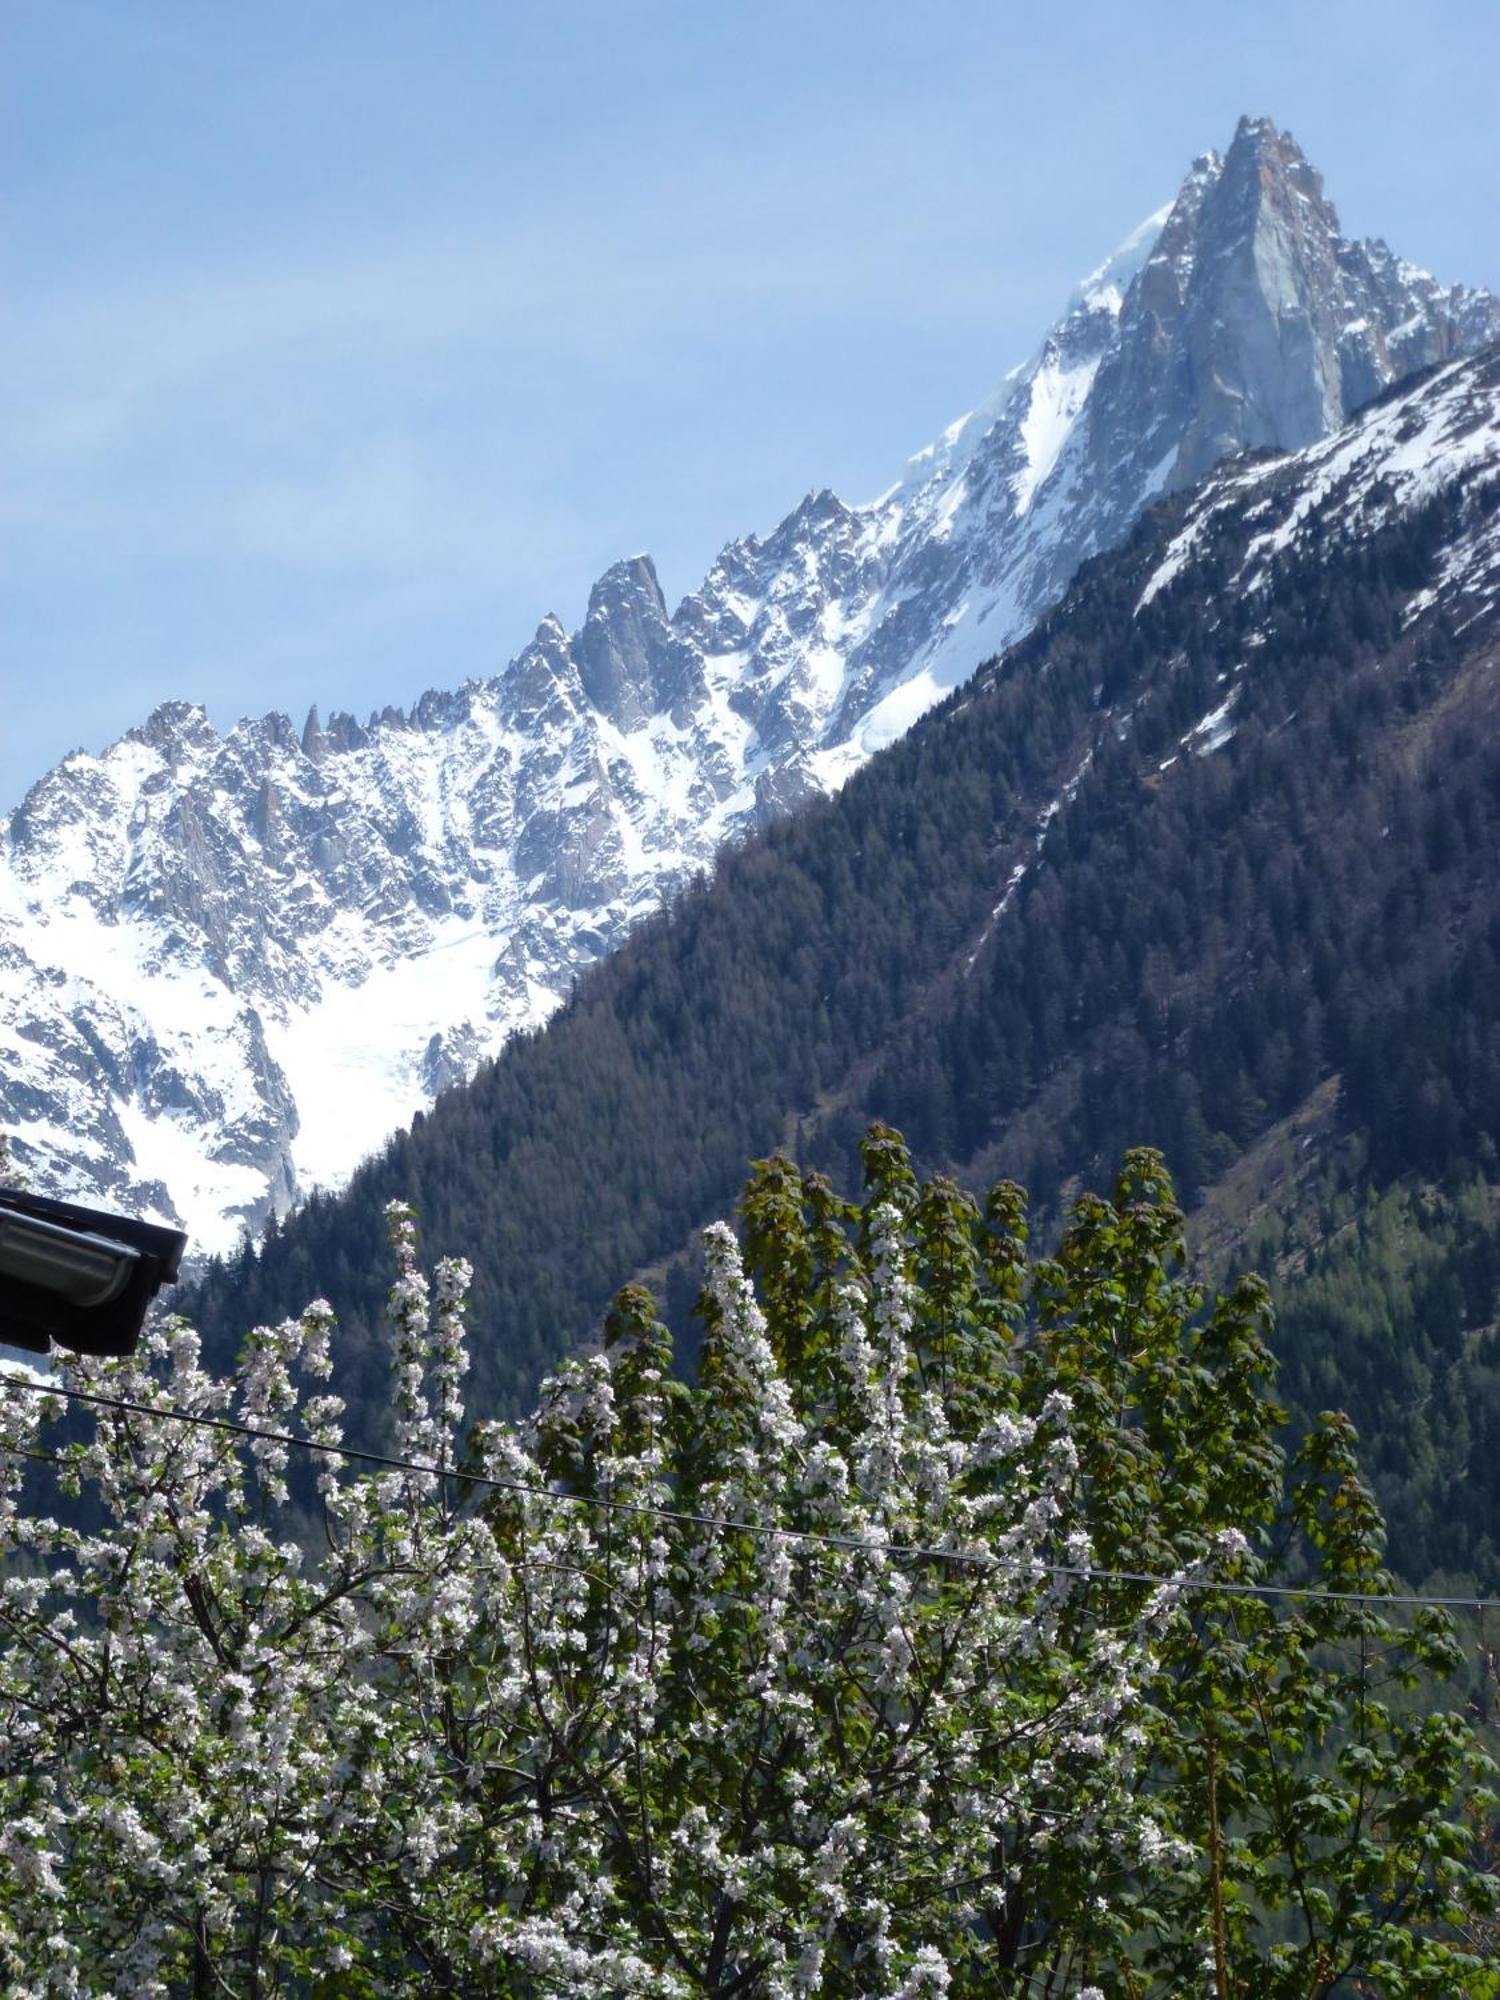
896 200 1169 517
1073 200 1176 316
5 117 1498 1259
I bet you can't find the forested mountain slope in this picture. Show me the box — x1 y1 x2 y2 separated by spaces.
191 345 1500 1580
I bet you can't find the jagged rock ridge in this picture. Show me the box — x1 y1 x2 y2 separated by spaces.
2 116 1496 1255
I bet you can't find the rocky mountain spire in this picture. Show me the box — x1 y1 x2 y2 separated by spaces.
1081 115 1500 519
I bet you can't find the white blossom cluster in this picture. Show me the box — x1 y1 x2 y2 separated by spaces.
0 1197 1221 1995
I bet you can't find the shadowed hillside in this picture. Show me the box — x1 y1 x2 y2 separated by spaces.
188 348 1500 1581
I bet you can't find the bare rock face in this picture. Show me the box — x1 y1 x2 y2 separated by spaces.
3 116 1496 1258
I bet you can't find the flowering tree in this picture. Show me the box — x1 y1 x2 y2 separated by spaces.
0 1130 1494 1995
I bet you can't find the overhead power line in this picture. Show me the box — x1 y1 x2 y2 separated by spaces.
1 1370 1496 1614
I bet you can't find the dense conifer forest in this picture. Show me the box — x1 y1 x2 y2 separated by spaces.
188 390 1500 1588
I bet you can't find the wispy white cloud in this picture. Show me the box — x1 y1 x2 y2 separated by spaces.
1 199 1038 598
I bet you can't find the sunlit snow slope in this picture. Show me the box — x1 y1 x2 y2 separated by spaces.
3 116 1497 1256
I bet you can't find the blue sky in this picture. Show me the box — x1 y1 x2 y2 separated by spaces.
4 0 1498 808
